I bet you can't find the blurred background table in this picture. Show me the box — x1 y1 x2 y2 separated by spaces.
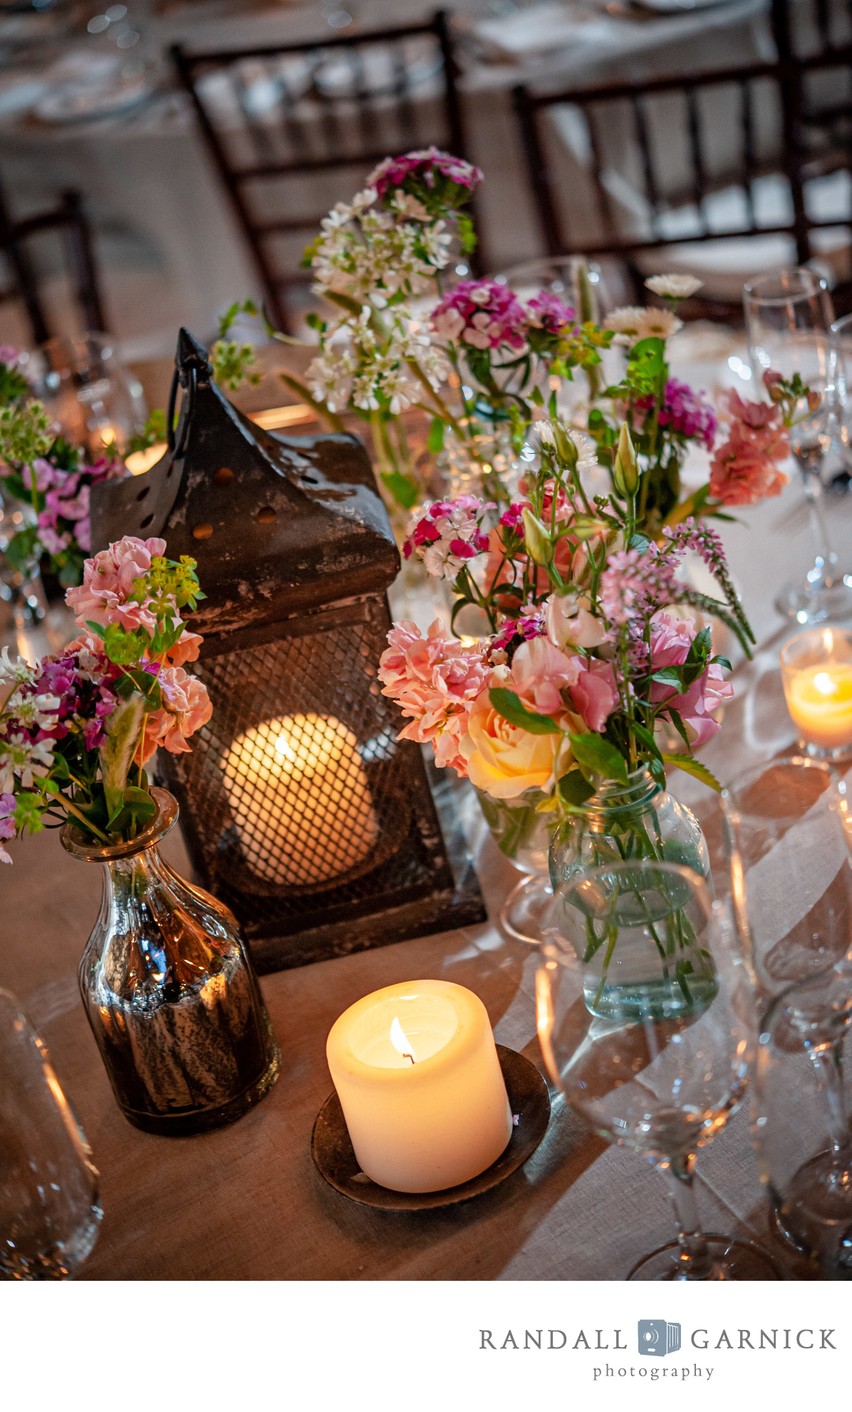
0 0 784 379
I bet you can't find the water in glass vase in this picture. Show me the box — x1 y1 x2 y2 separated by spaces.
560 861 719 1021
549 768 718 1020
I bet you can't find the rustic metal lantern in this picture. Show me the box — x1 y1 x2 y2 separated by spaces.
90 330 484 971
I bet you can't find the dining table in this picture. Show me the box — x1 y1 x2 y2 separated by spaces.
0 0 785 361
2 319 851 1282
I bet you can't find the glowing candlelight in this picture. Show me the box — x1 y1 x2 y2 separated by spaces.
781 627 852 760
125 442 167 476
221 713 379 886
326 980 513 1193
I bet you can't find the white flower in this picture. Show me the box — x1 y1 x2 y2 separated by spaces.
0 732 53 792
11 692 60 732
644 274 703 300
604 305 683 345
545 592 609 650
0 648 34 713
635 308 683 341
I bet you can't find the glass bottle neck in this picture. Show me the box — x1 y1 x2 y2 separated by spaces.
586 766 662 819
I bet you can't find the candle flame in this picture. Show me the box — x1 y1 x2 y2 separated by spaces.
390 1015 416 1065
813 671 838 697
274 732 299 764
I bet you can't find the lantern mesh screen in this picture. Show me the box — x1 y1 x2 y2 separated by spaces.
161 597 462 965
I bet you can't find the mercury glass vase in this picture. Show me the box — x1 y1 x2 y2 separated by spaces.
62 788 280 1136
548 766 717 1020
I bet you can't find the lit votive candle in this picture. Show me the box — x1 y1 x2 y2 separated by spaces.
326 980 513 1193
221 713 379 886
780 626 852 761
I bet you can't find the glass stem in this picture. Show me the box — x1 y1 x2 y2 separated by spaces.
655 1153 716 1279
810 1039 851 1158
798 451 836 584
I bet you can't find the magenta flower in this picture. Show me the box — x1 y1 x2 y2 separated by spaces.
431 279 528 351
403 496 493 581
526 290 576 337
368 147 483 205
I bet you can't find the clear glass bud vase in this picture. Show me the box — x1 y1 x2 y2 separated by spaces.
548 767 717 1020
62 788 280 1136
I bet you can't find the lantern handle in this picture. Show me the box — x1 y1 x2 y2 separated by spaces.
168 328 212 456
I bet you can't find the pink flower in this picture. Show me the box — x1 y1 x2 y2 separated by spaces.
137 665 212 764
525 290 575 337
367 147 482 203
648 612 733 748
403 496 493 581
431 280 528 352
0 793 15 865
709 390 790 506
510 636 617 732
378 619 489 775
65 536 166 633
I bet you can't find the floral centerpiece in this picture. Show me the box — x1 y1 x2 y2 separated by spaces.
0 534 210 853
0 348 131 588
0 533 279 1135
376 365 806 1016
216 148 802 544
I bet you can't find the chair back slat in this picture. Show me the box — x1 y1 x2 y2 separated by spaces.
511 52 852 310
171 10 477 334
0 184 107 345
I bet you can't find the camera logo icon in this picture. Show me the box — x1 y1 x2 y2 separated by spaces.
638 1320 681 1357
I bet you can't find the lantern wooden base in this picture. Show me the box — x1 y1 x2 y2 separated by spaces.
311 1046 551 1210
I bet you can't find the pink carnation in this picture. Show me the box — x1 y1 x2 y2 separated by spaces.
378 619 490 775
65 535 166 633
648 612 733 748
709 390 789 506
137 665 212 764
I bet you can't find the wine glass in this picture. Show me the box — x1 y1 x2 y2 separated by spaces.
536 860 779 1279
743 267 852 624
0 989 102 1279
720 754 851 1005
755 964 852 1273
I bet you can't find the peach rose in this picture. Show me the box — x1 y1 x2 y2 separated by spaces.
459 664 564 800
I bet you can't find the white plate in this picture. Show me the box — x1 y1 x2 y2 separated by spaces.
629 0 738 12
35 73 152 124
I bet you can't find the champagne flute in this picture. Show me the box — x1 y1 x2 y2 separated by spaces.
743 267 852 624
536 861 779 1279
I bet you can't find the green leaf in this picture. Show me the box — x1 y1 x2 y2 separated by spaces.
380 469 419 511
427 418 445 454
489 687 562 735
662 753 722 792
568 733 629 783
557 770 596 806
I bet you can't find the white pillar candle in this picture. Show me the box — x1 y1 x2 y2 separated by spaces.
781 627 852 757
221 713 379 886
326 980 513 1193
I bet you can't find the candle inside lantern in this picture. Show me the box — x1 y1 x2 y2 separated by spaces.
326 980 513 1193
222 713 379 886
125 442 168 476
780 627 852 760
